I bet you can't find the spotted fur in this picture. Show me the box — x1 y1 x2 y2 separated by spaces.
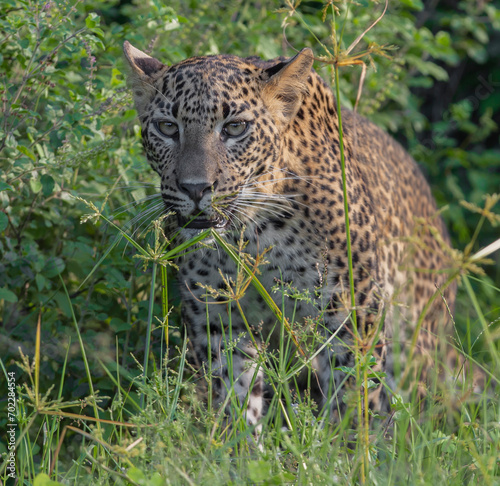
124 42 457 425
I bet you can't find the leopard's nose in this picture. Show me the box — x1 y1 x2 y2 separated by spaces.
177 181 217 204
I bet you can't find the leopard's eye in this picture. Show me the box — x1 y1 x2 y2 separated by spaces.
223 121 247 137
157 121 179 137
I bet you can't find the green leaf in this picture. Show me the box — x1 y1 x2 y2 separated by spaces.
41 174 55 196
406 54 449 81
248 461 272 483
90 27 105 39
33 473 65 486
107 110 138 126
268 472 296 485
43 257 65 278
0 212 7 232
0 182 13 192
111 68 124 87
362 379 379 390
399 0 424 10
149 473 165 486
36 273 48 291
30 179 42 193
85 13 100 29
127 467 146 482
17 144 36 161
435 31 451 48
334 365 355 373
53 291 72 318
110 317 131 333
0 287 17 303
35 143 45 158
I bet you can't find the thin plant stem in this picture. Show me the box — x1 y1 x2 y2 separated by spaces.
406 272 457 372
35 312 41 407
333 70 357 334
161 264 169 364
58 275 101 434
334 62 366 481
141 261 157 409
462 274 500 373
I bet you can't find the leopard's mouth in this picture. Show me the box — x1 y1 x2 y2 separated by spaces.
177 213 230 230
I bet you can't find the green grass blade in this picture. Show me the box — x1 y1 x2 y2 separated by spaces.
58 275 101 432
77 232 123 291
141 262 158 409
462 274 500 374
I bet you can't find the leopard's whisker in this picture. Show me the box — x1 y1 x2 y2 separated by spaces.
238 192 308 209
129 207 171 240
112 193 163 218
242 175 319 188
230 207 259 228
222 207 246 230
118 204 170 255
238 190 296 200
125 201 167 233
232 200 291 219
236 194 299 211
235 201 293 215
244 166 321 184
269 166 325 187
238 191 292 199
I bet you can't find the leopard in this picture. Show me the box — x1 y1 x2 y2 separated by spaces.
123 41 460 429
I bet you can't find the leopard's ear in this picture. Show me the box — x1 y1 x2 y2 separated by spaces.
261 48 314 126
123 41 167 114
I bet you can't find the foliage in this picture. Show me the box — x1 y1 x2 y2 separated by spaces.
0 0 499 484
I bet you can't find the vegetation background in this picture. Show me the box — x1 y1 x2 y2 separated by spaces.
0 0 499 484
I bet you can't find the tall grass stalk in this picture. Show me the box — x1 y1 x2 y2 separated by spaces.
59 275 102 436
161 263 170 358
462 275 500 373
141 261 157 408
333 60 367 473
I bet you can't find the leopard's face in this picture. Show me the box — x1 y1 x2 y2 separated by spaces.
124 43 313 239
137 58 289 238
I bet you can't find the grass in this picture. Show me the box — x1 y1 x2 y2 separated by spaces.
0 200 498 485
